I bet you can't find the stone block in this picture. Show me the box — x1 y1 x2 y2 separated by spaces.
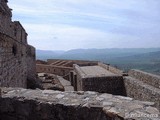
0 88 159 120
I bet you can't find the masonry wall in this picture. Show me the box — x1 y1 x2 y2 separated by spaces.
128 69 160 89
124 69 160 111
0 0 36 88
81 77 125 95
36 64 73 76
73 65 85 91
74 65 126 95
0 34 36 88
98 62 125 76
124 76 160 111
26 45 36 88
0 87 159 120
0 0 12 35
126 69 160 110
0 34 27 87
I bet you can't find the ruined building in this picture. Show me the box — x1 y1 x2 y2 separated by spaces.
0 0 36 88
37 59 160 111
0 1 160 120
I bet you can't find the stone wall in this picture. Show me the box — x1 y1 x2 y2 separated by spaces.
0 0 36 88
98 62 126 76
0 87 159 120
69 71 77 89
73 64 86 91
12 21 28 44
128 69 160 89
124 69 160 110
36 59 99 80
0 33 27 88
74 64 125 95
124 76 160 111
0 33 36 88
81 77 126 95
26 45 36 88
0 0 12 35
36 64 73 76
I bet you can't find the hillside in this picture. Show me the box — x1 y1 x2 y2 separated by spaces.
107 51 160 75
36 48 160 75
36 50 64 60
36 48 160 60
59 48 160 60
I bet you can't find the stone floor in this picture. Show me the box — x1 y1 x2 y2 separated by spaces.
79 66 120 77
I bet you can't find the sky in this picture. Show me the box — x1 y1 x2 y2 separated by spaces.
8 0 160 51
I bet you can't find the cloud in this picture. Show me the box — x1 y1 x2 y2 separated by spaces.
8 0 160 50
24 23 143 50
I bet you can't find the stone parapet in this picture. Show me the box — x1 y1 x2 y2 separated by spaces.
0 87 159 120
98 62 127 76
128 69 160 89
36 64 73 77
124 76 160 111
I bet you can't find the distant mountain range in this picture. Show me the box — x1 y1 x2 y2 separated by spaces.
36 48 160 75
36 48 160 60
36 50 64 60
106 50 160 75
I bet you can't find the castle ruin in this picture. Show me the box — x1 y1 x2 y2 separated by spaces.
0 0 36 88
36 59 160 111
0 1 160 120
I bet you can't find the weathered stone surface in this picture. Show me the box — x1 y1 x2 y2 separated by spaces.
124 76 160 111
0 0 36 88
0 87 159 120
128 69 160 89
57 76 74 91
0 1 160 120
74 64 126 95
98 62 126 76
37 73 65 91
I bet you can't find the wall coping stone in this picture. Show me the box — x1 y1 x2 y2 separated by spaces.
128 69 160 89
0 87 159 119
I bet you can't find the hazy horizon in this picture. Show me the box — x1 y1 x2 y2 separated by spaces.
37 47 160 52
9 0 160 51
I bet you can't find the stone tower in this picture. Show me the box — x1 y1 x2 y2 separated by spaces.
0 0 36 88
